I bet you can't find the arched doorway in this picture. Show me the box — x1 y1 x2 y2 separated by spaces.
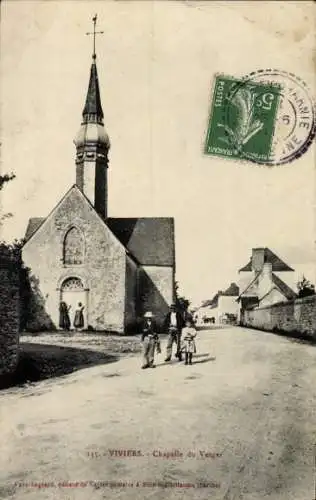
60 277 88 330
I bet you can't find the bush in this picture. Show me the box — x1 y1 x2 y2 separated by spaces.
297 276 315 298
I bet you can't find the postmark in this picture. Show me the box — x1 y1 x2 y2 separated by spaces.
204 69 316 165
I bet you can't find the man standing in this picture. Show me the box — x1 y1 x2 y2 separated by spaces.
164 303 184 362
141 311 157 369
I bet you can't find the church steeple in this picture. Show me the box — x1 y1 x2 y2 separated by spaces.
74 15 110 219
82 61 104 122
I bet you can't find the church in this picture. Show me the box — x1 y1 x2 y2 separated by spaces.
22 31 175 334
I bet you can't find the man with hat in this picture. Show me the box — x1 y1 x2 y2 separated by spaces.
141 311 158 369
164 303 185 362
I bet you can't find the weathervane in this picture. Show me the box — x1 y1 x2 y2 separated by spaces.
86 14 104 60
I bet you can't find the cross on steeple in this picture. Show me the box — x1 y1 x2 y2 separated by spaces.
86 14 104 60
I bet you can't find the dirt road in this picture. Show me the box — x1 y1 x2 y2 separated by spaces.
1 327 315 500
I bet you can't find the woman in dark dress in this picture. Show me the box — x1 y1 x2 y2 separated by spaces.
59 301 71 331
74 302 85 330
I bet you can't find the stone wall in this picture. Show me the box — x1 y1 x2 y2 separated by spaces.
124 256 138 332
139 266 174 329
243 295 316 339
22 186 126 333
0 251 20 383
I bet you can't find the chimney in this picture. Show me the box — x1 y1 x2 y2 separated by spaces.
262 262 272 279
258 262 273 299
251 248 265 272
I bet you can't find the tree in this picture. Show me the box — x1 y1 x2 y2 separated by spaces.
297 275 315 298
0 172 16 191
0 168 31 329
0 167 16 225
175 281 190 314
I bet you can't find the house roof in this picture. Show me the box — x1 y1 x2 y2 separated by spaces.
209 293 219 309
239 248 294 272
238 269 296 303
222 282 239 296
238 272 260 300
271 273 297 300
201 283 240 309
107 217 174 266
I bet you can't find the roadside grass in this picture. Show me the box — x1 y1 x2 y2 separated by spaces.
1 332 145 390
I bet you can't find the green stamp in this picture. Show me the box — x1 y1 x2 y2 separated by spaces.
204 75 281 163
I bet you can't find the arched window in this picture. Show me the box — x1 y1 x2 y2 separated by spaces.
63 227 84 265
61 277 84 291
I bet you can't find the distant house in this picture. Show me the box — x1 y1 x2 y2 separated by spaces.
195 283 239 325
237 248 297 323
194 306 215 325
210 283 239 324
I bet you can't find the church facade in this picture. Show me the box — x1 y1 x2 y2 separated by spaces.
22 50 175 333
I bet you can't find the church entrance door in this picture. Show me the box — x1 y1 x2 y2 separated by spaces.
60 277 88 330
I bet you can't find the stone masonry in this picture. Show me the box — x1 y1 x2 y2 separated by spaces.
23 187 127 333
243 295 316 339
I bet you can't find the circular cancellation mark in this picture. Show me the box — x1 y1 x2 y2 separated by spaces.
221 69 316 166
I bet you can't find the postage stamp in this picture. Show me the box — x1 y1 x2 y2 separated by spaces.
204 70 316 166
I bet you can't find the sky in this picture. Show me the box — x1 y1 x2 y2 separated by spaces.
0 0 315 306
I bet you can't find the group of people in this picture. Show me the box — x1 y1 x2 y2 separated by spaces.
59 301 196 367
59 301 85 331
141 303 197 369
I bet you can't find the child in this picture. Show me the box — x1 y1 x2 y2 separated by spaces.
181 319 197 365
141 312 160 369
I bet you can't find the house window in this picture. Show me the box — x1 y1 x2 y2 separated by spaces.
63 227 84 265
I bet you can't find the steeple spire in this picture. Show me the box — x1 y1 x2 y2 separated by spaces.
83 14 104 122
82 62 104 121
74 14 110 219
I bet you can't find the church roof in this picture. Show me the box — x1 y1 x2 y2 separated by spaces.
24 211 175 268
107 217 175 266
239 248 294 272
82 61 104 121
24 217 46 241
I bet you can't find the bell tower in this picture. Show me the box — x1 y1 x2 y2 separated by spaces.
74 15 110 219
